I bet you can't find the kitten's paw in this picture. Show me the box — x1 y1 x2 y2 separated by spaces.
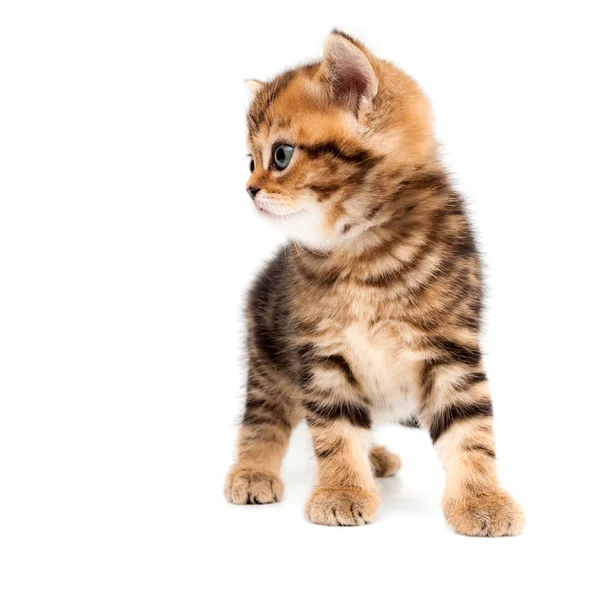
304 487 378 526
224 466 283 505
443 488 525 537
370 445 402 477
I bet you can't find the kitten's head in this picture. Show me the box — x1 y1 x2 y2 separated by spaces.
245 30 436 250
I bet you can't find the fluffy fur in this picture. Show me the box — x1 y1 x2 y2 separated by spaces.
224 30 524 536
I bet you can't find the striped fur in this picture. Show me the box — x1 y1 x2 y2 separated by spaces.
225 31 524 536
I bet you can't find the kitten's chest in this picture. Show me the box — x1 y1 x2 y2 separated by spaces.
342 322 420 423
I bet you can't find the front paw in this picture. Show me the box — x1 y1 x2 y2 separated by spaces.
443 488 525 537
224 466 283 505
304 487 379 526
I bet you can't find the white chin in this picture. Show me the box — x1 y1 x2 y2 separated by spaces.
269 207 333 250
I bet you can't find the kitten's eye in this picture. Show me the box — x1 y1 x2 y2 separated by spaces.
249 158 255 172
272 144 294 170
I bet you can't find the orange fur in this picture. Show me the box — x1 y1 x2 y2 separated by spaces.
225 30 524 537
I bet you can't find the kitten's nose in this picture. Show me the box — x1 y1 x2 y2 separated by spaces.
247 186 260 200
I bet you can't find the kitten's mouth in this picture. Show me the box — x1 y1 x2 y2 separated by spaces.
254 201 305 219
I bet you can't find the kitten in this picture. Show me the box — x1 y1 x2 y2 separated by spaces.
224 30 524 536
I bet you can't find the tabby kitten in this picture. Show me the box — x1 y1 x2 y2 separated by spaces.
224 30 524 536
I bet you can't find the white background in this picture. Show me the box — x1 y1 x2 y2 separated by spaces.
1 1 599 598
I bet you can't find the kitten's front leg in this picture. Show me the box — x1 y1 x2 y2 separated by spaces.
304 405 378 526
224 367 298 505
299 349 378 526
419 355 525 536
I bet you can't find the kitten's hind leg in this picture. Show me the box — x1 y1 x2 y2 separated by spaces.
370 445 402 477
224 371 298 505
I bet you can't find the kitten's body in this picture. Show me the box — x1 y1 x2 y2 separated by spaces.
225 31 524 536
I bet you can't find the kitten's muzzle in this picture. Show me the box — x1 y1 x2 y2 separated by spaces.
247 186 260 200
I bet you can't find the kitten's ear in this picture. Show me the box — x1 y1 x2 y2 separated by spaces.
245 79 265 96
322 31 378 113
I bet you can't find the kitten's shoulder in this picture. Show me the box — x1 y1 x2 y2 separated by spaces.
247 245 291 313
